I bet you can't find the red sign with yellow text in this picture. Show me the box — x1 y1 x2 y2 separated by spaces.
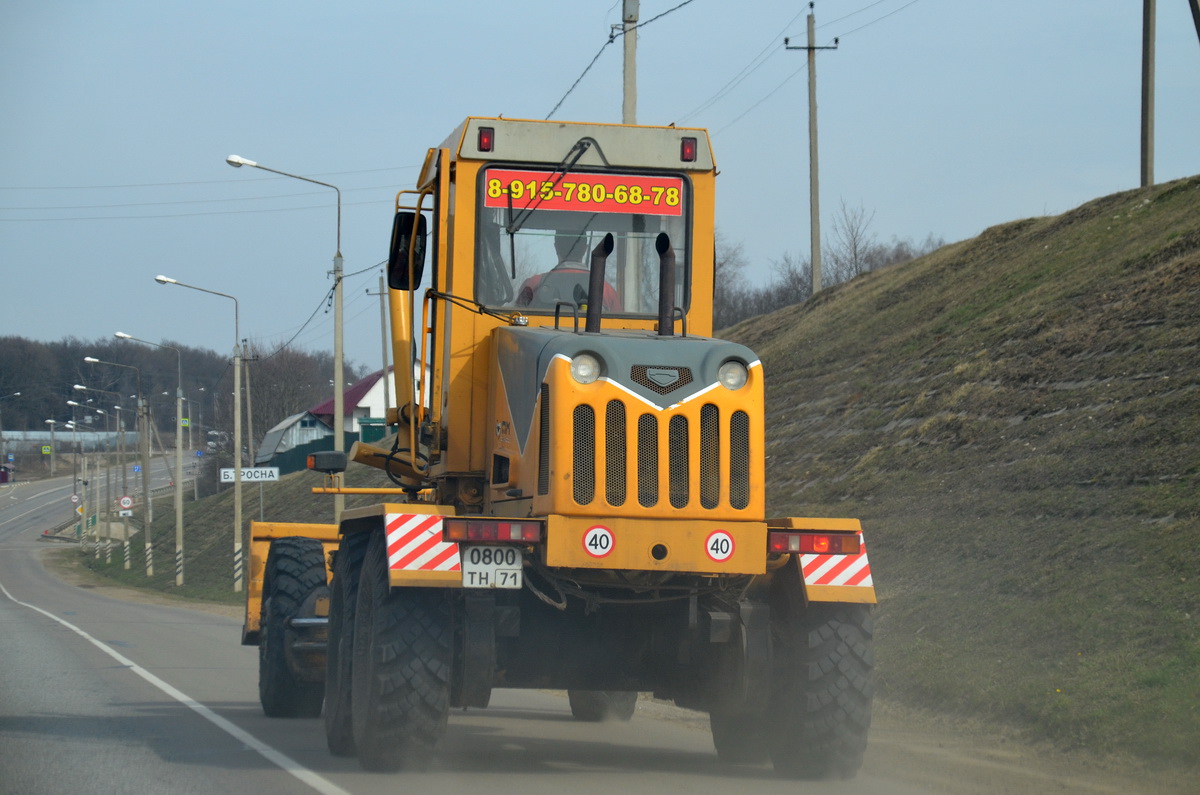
483 169 684 217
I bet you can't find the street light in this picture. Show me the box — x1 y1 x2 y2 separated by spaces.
155 274 246 591
83 356 152 531
43 419 57 475
116 331 186 586
74 384 124 562
226 154 345 522
0 391 20 471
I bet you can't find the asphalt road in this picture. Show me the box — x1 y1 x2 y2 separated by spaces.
0 479 1182 795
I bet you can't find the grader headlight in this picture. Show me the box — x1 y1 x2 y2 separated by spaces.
570 353 602 385
718 360 749 390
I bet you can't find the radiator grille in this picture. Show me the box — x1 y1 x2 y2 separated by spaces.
573 405 596 505
700 404 720 509
566 398 751 511
668 416 689 508
631 365 694 395
605 400 626 506
637 414 658 507
730 410 750 510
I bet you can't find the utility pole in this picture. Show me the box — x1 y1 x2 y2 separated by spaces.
621 0 638 124
140 401 153 575
786 3 838 296
1140 0 1156 187
369 276 391 410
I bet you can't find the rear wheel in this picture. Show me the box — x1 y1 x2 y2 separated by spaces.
324 531 369 756
766 584 874 779
259 537 327 718
567 690 638 722
351 531 452 771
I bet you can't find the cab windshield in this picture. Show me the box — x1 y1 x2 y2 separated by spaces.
474 166 690 315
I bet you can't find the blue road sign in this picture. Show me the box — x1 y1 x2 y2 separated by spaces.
195 450 203 457
132 464 141 473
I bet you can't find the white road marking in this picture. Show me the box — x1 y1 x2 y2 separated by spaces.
0 579 349 795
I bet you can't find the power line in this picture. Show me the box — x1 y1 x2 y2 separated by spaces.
831 0 921 38
711 0 923 135
0 164 418 191
1 184 401 212
675 6 807 123
0 197 392 223
258 286 335 362
547 0 701 120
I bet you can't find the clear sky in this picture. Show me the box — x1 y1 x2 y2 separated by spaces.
2 1 1198 375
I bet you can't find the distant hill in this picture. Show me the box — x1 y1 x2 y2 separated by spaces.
725 175 1200 767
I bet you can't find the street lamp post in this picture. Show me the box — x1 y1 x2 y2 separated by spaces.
74 385 122 562
43 419 57 475
226 154 345 523
82 357 152 574
0 391 20 470
155 275 246 592
116 332 186 586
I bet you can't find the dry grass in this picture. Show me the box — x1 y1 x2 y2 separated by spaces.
725 174 1200 767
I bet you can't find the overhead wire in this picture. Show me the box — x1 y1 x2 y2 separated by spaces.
546 0 700 120
711 0 924 135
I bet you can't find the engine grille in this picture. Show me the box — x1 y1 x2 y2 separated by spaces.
572 398 751 511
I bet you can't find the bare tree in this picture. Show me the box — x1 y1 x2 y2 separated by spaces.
712 229 750 330
826 200 878 283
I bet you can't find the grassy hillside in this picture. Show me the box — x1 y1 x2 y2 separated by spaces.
726 175 1200 766
79 175 1199 768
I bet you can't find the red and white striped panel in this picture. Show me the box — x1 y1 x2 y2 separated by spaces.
801 532 872 588
386 513 460 572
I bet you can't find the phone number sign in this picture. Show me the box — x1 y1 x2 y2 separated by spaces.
483 169 684 217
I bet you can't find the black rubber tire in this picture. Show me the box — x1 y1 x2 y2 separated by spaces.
259 537 328 718
709 711 769 764
351 531 452 772
766 599 874 779
567 690 638 722
324 531 369 756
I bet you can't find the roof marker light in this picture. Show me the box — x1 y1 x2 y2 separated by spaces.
680 137 697 162
478 127 495 153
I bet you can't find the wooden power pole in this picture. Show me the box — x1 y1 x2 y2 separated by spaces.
1141 0 1156 187
786 4 837 295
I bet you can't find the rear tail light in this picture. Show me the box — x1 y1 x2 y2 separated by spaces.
768 532 860 555
444 518 542 543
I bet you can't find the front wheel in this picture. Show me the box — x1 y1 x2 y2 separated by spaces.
567 690 638 722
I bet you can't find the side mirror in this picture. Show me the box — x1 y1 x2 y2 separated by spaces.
307 450 347 474
388 212 427 291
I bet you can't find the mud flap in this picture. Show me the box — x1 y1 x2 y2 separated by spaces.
452 592 496 708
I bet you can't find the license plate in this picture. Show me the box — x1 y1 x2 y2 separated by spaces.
461 545 523 589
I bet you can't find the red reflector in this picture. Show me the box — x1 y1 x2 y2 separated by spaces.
680 137 697 162
305 454 316 470
444 518 542 543
768 532 860 555
478 126 495 152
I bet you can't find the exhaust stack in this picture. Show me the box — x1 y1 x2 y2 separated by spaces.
585 233 615 333
656 232 676 336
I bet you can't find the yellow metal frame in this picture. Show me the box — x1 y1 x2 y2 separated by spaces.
243 521 339 641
